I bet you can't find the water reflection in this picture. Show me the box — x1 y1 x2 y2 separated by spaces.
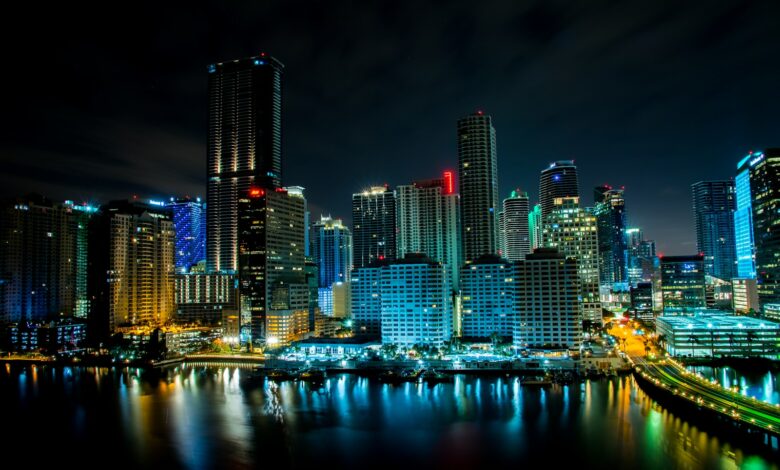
0 365 777 469
689 365 780 404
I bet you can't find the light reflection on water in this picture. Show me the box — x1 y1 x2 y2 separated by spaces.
1 366 778 469
688 365 780 405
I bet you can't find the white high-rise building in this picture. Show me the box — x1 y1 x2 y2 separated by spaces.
460 255 514 339
542 197 601 324
498 190 530 261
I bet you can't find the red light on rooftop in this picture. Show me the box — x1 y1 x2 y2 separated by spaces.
249 188 265 198
476 110 484 115
275 187 287 193
443 171 454 194
378 255 385 260
260 52 266 57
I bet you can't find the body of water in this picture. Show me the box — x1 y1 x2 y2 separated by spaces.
1 364 777 469
687 365 780 405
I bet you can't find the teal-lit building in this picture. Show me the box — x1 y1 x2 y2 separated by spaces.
734 153 757 279
747 149 780 320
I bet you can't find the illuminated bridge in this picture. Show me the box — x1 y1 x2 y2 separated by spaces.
631 356 780 444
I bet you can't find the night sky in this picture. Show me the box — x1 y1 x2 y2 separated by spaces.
2 1 779 254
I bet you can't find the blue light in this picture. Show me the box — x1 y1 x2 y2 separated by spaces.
254 59 265 65
208 64 216 73
553 174 561 182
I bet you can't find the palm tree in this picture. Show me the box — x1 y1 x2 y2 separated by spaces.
688 335 699 357
746 331 757 357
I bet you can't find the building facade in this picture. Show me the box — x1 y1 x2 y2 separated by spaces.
691 180 736 280
660 255 706 314
542 197 602 323
457 111 499 264
735 153 757 279
206 54 284 273
732 278 759 315
395 172 460 288
656 313 780 358
539 161 579 221
352 186 396 268
168 197 206 273
237 187 307 346
88 200 176 340
514 248 582 350
593 185 628 286
380 254 452 348
498 190 530 261
175 273 237 324
747 149 780 320
0 196 94 323
351 264 383 337
459 255 514 339
311 215 352 287
528 203 543 250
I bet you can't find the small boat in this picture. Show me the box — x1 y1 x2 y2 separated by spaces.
422 369 454 384
378 368 423 384
266 369 294 382
521 373 553 386
298 367 326 383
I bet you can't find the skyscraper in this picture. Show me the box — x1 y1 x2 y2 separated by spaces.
87 199 176 340
542 197 601 324
395 172 460 288
352 185 396 268
593 185 628 286
528 204 542 250
311 215 353 287
691 181 736 280
457 111 498 264
238 187 307 345
514 248 582 350
207 53 284 273
747 148 780 320
735 153 757 279
660 255 706 314
0 196 94 323
498 190 530 261
539 161 579 220
168 197 206 273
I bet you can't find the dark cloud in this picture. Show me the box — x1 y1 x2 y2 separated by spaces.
1 0 779 254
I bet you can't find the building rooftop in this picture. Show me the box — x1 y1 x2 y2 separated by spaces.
657 313 780 331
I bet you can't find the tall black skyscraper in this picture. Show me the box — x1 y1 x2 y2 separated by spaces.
691 180 736 281
539 161 579 220
457 111 499 264
352 186 396 268
207 53 284 273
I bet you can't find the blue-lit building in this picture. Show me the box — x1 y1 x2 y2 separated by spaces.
660 255 706 314
460 255 514 340
747 148 780 320
593 185 628 287
735 153 757 279
691 181 736 280
311 215 352 287
168 197 206 273
351 263 383 337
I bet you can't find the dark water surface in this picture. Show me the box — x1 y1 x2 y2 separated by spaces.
1 364 777 469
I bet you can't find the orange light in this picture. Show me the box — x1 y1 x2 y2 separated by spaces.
249 188 265 198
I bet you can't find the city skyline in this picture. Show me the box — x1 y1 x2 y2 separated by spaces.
3 2 780 255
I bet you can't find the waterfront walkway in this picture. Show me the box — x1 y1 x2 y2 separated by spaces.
631 356 780 437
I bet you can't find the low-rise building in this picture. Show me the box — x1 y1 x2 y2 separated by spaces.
656 313 780 358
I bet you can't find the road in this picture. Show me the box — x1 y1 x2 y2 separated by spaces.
632 356 780 435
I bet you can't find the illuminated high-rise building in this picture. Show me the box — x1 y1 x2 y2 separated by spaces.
513 248 582 350
175 273 237 324
352 185 396 268
542 197 601 324
395 172 460 288
311 215 352 287
691 181 736 280
0 196 95 323
206 53 284 273
238 187 307 345
593 185 628 286
168 197 206 273
660 255 706 314
539 161 579 220
87 199 176 340
735 153 757 279
460 255 514 339
457 111 498 264
498 190 530 261
351 262 384 337
747 148 780 320
528 204 542 250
